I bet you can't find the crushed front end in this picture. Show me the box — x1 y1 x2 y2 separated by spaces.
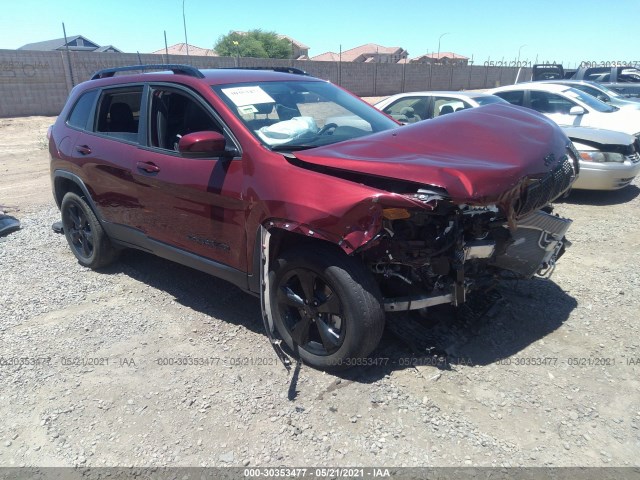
359 148 578 312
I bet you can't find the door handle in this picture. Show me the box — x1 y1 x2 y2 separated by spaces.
75 145 91 155
136 161 160 173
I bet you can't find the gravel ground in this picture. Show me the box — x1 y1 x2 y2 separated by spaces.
0 117 639 469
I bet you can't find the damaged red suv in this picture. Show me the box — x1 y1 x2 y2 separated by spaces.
49 65 578 369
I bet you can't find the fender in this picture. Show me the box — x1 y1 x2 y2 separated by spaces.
52 170 101 218
258 226 292 370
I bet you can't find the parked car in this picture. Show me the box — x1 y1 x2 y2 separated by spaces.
49 64 577 370
537 80 640 110
487 83 640 139
562 127 640 190
374 91 506 123
376 91 640 191
530 64 566 81
570 65 640 97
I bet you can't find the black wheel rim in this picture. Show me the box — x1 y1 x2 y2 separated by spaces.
276 268 346 356
64 203 94 259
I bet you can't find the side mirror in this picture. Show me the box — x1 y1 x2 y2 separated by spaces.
569 106 586 115
178 131 236 156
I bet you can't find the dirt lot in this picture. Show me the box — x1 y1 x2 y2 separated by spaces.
1 116 639 470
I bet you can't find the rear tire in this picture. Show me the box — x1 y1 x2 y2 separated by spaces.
270 244 385 370
60 192 119 269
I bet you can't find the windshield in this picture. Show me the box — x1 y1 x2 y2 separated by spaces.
587 81 621 98
212 80 399 150
474 95 507 106
563 87 617 113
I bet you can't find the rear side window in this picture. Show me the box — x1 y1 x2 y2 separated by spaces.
94 87 144 142
494 90 524 106
67 90 98 130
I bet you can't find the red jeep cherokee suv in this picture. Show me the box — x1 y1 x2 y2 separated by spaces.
49 64 578 370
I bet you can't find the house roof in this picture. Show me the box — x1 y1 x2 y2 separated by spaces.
95 45 122 53
277 34 309 50
341 43 405 61
311 43 407 62
151 43 217 57
310 51 341 62
414 51 469 60
18 35 101 51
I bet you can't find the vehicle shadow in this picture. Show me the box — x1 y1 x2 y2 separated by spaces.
100 250 576 386
335 277 577 384
560 185 639 205
101 249 264 334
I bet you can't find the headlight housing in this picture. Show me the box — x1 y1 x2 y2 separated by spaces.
578 150 625 163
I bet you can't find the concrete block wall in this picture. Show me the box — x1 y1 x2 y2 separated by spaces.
0 50 69 116
0 49 532 117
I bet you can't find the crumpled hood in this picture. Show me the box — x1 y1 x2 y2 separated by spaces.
294 104 571 204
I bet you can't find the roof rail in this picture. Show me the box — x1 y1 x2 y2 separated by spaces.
91 64 204 80
221 66 310 76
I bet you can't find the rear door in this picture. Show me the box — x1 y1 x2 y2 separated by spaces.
72 85 145 227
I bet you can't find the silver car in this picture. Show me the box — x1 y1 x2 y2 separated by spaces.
563 126 640 190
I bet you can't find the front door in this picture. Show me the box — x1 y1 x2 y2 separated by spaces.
133 86 248 271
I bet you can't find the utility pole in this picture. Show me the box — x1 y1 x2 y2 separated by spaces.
182 0 189 56
517 44 527 65
437 32 450 63
61 22 74 87
164 30 169 63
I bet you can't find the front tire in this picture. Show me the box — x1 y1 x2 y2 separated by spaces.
60 192 119 269
270 244 385 370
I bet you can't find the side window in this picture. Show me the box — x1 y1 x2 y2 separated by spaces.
149 88 221 151
67 90 98 130
432 97 471 117
530 91 575 114
94 87 143 142
382 97 427 122
494 90 524 106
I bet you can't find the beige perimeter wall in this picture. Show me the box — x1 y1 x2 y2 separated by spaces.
0 49 531 117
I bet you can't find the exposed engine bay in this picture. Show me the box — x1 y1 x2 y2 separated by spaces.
362 199 571 312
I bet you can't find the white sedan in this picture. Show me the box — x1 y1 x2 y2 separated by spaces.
486 83 640 139
374 91 506 123
374 90 640 190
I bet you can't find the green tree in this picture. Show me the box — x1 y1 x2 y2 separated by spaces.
214 30 292 59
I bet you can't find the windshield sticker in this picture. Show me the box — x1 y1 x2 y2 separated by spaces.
221 86 275 107
238 105 258 115
564 90 580 99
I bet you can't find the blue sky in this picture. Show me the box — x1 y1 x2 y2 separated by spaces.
2 0 639 67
